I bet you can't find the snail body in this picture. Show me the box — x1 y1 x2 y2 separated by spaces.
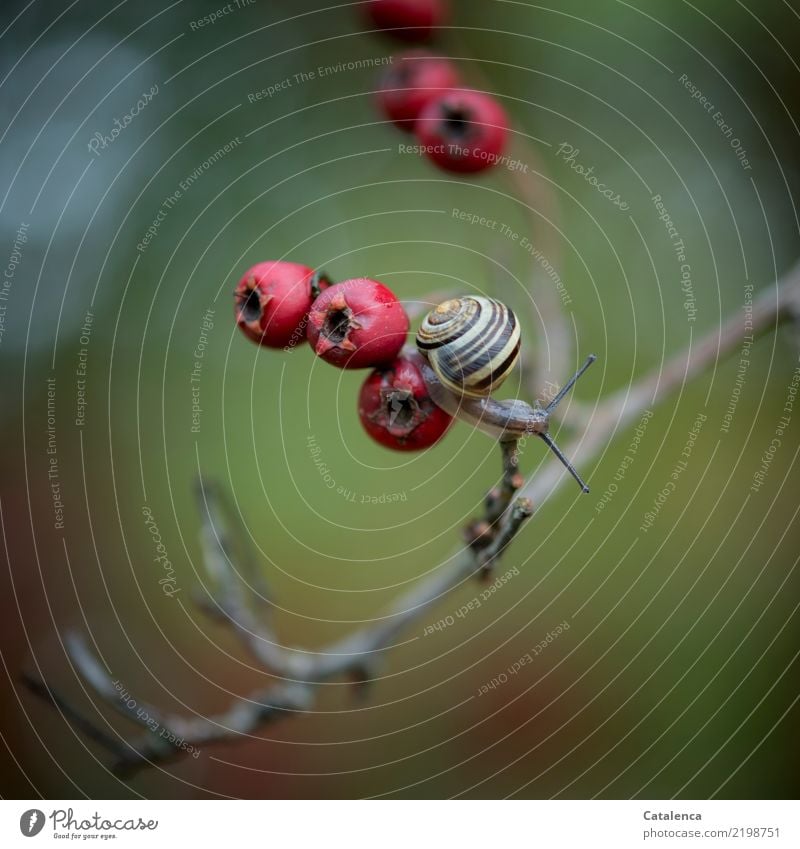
416 296 521 398
410 350 547 442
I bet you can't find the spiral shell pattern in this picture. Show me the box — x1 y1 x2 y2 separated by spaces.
415 296 521 398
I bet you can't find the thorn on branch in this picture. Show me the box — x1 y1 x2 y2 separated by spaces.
464 439 532 578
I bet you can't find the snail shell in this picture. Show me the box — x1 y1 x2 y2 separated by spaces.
415 296 521 398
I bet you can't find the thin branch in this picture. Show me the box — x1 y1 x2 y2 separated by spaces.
567 259 800 434
25 260 800 776
465 438 524 550
521 260 800 504
193 478 304 678
22 441 531 775
64 631 168 732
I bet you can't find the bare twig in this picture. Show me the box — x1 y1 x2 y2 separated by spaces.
520 261 800 505
192 478 304 678
566 259 800 434
23 254 800 776
464 437 533 575
487 439 525 524
22 440 533 775
476 497 535 576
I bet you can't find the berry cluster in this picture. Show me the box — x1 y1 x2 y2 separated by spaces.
233 2 518 452
368 1 509 173
234 262 452 451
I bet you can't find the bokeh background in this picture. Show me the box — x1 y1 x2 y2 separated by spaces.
1 0 799 799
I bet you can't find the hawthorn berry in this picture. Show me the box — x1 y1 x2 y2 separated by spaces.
359 354 453 450
363 0 449 41
234 262 328 349
306 279 409 369
377 51 460 130
415 89 509 173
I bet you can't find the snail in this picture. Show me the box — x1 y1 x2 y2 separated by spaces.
414 295 596 492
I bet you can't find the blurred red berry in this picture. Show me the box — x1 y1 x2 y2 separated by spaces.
416 89 509 173
307 279 409 369
377 51 460 130
234 262 327 349
363 0 449 41
359 354 453 450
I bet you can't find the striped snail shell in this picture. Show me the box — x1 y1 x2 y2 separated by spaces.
415 296 521 398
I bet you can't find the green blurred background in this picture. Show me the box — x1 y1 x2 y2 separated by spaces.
1 0 798 799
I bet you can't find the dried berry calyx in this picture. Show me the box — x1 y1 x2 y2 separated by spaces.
374 386 427 437
358 353 453 450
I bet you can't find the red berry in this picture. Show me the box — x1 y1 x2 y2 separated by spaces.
234 262 327 349
364 0 449 41
416 89 509 173
377 51 460 130
307 279 409 369
359 354 452 450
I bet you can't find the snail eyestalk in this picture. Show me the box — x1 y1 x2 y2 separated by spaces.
538 354 596 493
544 354 597 414
538 432 590 493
